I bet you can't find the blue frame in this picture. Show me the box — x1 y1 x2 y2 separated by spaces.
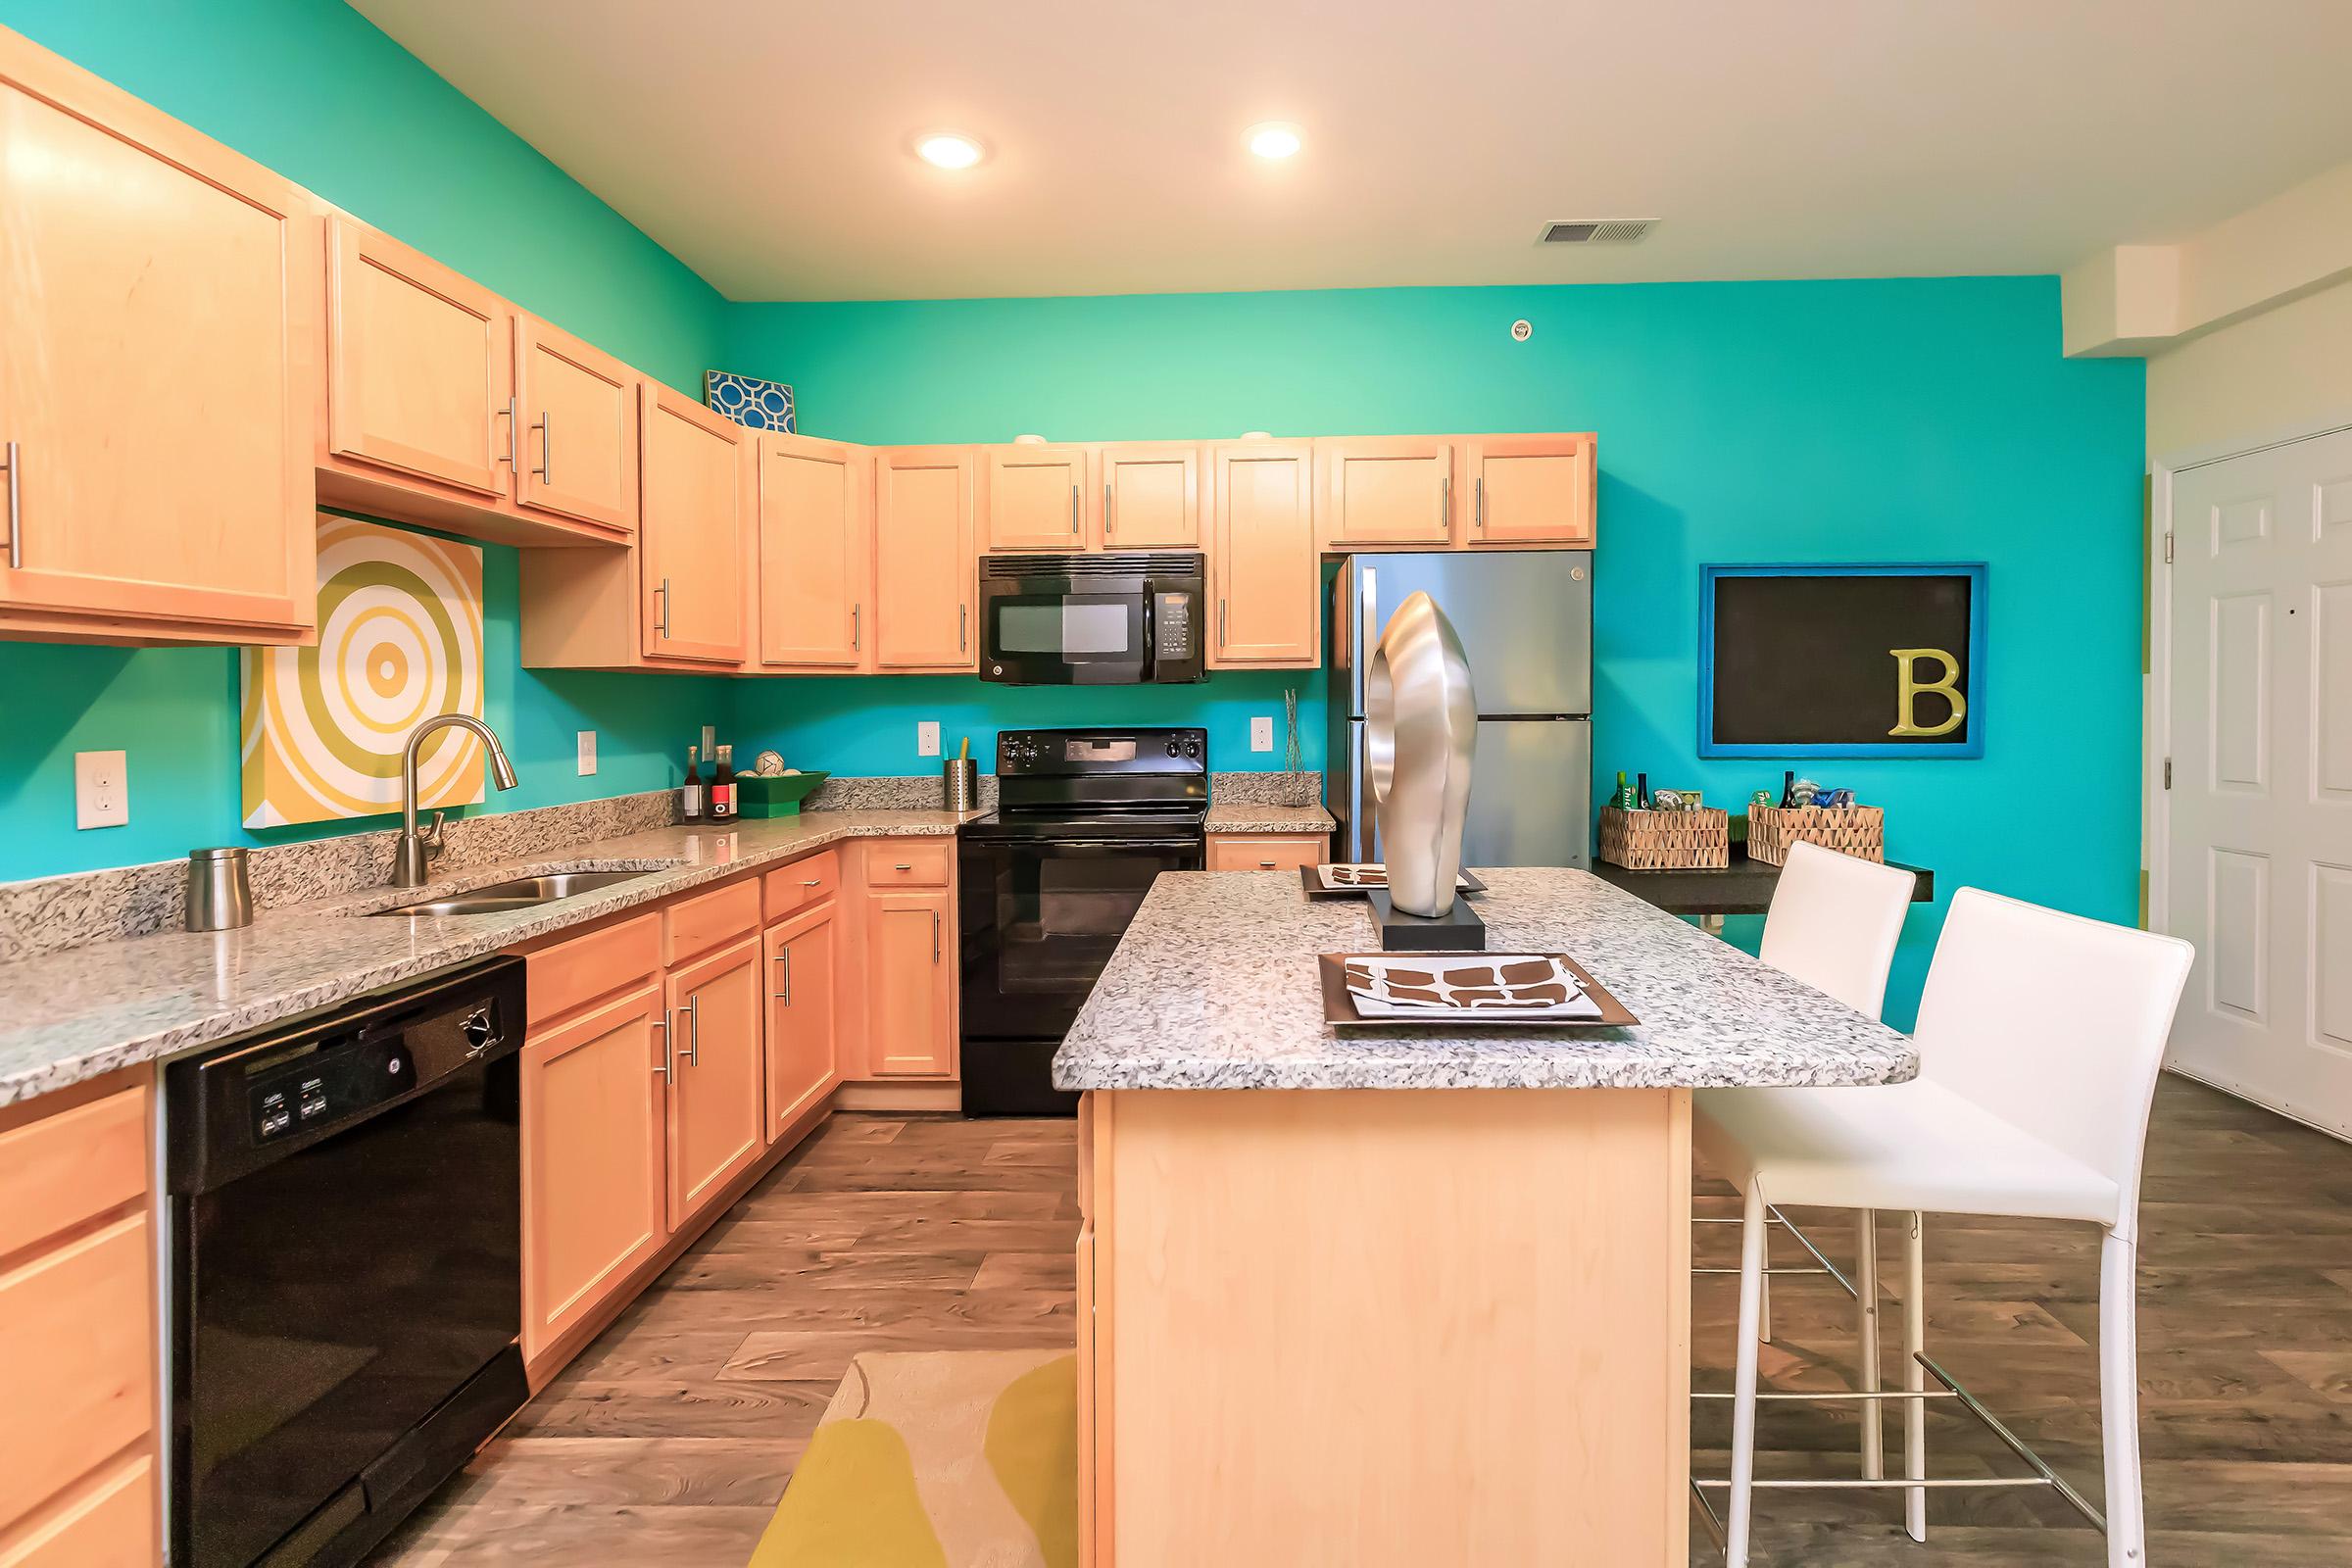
1698 563 1987 760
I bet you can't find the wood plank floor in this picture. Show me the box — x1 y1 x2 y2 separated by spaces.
373 1077 2352 1566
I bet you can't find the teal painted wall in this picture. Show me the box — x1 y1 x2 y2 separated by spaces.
0 1 732 879
729 279 2147 1027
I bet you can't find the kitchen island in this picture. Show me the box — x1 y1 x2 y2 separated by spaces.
1054 866 1918 1567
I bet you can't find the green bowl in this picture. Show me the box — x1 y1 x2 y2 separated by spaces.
736 771 830 817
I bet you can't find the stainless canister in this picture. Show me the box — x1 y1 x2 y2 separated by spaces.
186 847 254 932
943 758 980 812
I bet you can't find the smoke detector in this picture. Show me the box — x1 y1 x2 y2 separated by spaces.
1538 220 1656 245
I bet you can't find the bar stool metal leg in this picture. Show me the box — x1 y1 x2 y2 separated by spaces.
1903 1209 1928 1543
1727 1181 1769 1568
2100 1230 2146 1566
1856 1207 1884 1480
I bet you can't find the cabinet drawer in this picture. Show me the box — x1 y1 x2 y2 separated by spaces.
0 1088 146 1264
527 911 661 1026
763 850 841 920
0 1215 154 1533
0 1453 153 1568
665 877 761 964
1207 835 1326 873
863 841 951 889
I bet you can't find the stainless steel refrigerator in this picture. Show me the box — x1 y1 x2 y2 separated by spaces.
1327 551 1593 868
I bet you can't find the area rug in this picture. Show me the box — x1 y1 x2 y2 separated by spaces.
749 1348 1078 1568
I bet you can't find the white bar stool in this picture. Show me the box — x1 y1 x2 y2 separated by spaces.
1696 843 1914 1364
1691 888 2193 1568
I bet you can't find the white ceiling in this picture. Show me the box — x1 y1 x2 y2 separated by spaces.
353 0 2352 303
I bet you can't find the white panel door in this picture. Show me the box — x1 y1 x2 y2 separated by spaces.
2165 427 2352 1133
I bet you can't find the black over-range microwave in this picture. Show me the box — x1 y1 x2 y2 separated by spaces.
977 551 1206 685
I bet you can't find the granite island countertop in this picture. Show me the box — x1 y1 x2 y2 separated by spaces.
0 809 974 1107
1054 866 1919 1091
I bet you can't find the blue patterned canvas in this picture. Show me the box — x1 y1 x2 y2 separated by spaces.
704 369 796 433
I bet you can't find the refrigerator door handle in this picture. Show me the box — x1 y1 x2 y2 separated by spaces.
1358 564 1379 686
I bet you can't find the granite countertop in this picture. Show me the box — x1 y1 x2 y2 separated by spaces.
1054 866 1919 1092
0 810 973 1107
1204 803 1336 834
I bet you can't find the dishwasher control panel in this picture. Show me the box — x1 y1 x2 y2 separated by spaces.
248 1034 414 1143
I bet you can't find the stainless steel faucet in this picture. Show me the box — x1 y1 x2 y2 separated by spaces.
391 714 520 888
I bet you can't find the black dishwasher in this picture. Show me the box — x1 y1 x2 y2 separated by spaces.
167 956 529 1568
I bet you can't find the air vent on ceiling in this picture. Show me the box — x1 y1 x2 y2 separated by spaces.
1540 220 1655 245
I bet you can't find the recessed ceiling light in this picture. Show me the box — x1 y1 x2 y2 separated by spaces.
915 132 985 170
1246 122 1302 160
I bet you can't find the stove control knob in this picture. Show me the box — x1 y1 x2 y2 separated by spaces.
1183 739 1201 759
1164 741 1180 757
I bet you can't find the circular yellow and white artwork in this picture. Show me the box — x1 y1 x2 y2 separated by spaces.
240 518 487 828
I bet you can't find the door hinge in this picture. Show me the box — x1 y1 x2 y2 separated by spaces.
2163 757 2173 790
2164 530 2175 564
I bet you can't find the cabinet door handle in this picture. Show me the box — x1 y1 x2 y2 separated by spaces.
652 1013 673 1085
531 412 553 482
1 442 18 571
1258 859 1277 868
1474 474 1485 532
1104 478 1113 538
895 862 912 871
682 994 701 1065
801 876 821 886
959 602 967 651
499 398 518 471
655 577 671 637
852 603 860 651
932 908 941 963
1441 470 1451 532
1218 597 1228 651
772 949 792 1004
1070 482 1079 535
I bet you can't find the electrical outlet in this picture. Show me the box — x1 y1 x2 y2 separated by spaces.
917 720 942 758
75 750 128 829
1250 716 1274 753
577 730 597 775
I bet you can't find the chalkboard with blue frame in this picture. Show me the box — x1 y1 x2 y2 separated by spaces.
1699 564 1985 759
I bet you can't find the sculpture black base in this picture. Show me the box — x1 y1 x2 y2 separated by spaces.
1367 891 1487 952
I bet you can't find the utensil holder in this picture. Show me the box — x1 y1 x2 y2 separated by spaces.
943 758 979 812
186 847 254 932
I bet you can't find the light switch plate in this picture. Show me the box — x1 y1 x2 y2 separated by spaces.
917 720 942 759
75 750 128 829
577 730 597 775
1250 716 1275 753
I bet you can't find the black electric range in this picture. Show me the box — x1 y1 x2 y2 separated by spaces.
957 727 1207 1115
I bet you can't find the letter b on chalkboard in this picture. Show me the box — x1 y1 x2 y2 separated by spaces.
1888 648 1967 738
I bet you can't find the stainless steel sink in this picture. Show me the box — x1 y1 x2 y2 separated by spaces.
368 870 653 917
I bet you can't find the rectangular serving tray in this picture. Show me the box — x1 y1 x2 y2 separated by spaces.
1315 952 1639 1029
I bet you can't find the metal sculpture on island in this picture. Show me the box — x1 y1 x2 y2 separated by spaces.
1365 589 1486 952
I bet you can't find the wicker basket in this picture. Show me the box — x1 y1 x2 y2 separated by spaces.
1745 805 1886 866
1598 807 1731 871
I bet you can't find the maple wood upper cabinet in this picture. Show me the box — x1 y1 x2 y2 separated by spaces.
982 443 1092 551
873 446 977 671
513 315 637 536
1316 437 1456 550
325 219 510 498
1101 442 1201 549
639 382 752 664
0 34 318 647
1463 432 1596 546
754 433 871 671
1209 442 1319 667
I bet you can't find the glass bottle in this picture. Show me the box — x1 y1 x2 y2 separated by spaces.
710 744 737 821
681 745 705 824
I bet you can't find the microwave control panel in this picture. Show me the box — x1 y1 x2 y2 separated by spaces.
1155 591 1194 659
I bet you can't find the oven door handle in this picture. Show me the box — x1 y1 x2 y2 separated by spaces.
976 838 1203 853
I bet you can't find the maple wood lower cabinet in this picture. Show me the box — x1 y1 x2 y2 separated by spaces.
0 31 317 647
1206 834 1327 872
0 1076 160 1564
765 903 842 1141
518 981 666 1366
839 839 959 1086
664 933 766 1226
